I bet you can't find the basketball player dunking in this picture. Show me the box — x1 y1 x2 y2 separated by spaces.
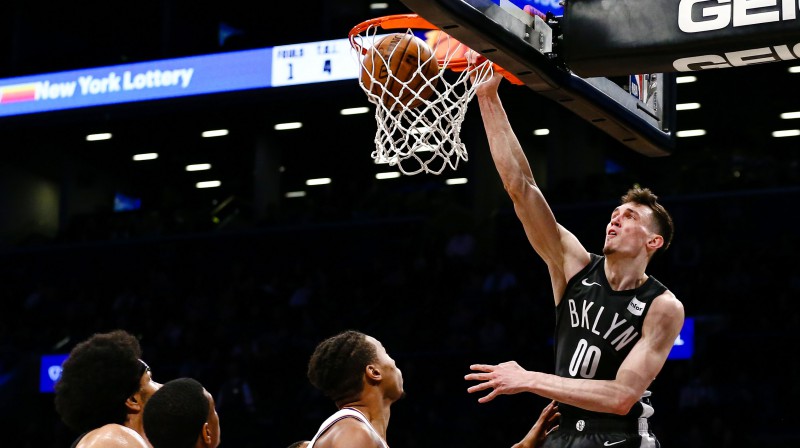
463 61 685 448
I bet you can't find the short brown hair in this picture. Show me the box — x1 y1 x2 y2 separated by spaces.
620 187 674 253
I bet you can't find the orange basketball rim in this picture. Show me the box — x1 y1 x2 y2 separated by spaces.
348 13 519 175
349 14 524 85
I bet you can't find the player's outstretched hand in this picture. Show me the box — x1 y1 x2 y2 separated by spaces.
465 361 533 403
464 49 503 94
511 400 560 448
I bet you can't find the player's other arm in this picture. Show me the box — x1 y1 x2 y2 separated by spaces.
542 291 684 414
512 400 560 448
468 292 684 414
474 72 590 297
607 291 686 413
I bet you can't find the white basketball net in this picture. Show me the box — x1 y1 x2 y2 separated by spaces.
351 26 495 175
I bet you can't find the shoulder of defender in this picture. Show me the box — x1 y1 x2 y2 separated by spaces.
317 417 383 448
76 424 148 448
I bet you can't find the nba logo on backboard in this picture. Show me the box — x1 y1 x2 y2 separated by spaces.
629 74 648 102
630 74 659 112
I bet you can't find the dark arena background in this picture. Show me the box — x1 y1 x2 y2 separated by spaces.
2 1 799 447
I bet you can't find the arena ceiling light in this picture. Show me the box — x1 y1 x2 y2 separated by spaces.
186 163 212 171
132 153 158 161
780 111 800 119
676 129 706 138
772 129 800 138
533 128 550 136
305 178 331 186
86 133 112 141
676 76 697 84
789 66 800 74
340 107 370 115
376 172 401 180
201 129 229 138
676 103 701 111
285 191 307 198
275 122 303 131
196 180 221 188
370 2 389 9
446 178 468 185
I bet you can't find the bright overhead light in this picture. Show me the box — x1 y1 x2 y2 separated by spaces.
533 128 550 136
132 153 158 161
446 178 468 185
772 129 800 138
196 180 221 189
780 111 800 119
306 178 331 186
201 129 228 138
186 163 212 171
370 2 389 9
676 102 701 111
376 172 401 180
340 107 370 115
676 76 697 84
789 66 800 74
86 133 112 141
285 191 307 198
275 122 303 131
676 129 706 137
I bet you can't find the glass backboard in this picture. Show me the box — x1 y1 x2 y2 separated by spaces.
399 0 676 157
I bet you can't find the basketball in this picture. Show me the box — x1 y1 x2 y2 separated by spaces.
361 33 439 109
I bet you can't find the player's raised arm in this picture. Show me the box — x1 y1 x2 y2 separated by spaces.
472 67 590 299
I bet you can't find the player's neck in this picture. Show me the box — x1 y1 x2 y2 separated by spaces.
604 254 648 291
124 414 148 445
341 400 390 440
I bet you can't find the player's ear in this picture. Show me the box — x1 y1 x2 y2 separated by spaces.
125 392 143 413
647 234 664 251
201 422 212 446
365 364 382 383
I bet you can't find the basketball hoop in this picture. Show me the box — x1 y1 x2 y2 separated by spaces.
349 14 523 175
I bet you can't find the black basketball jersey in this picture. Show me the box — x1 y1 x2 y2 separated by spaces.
553 253 667 421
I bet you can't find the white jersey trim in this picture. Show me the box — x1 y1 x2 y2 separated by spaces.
307 408 389 448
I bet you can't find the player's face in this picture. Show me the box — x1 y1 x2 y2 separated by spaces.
603 202 657 256
128 364 161 415
204 388 221 448
136 367 162 406
366 336 405 402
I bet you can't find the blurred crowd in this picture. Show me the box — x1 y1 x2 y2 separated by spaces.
2 183 799 447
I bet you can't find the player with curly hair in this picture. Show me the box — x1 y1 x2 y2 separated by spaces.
55 330 161 448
